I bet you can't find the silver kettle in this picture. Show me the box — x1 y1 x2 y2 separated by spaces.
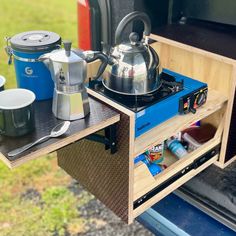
103 11 162 95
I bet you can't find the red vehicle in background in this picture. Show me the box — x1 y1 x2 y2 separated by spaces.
77 0 92 50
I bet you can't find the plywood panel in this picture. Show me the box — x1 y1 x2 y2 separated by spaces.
151 37 236 165
0 97 120 169
134 89 227 157
152 42 233 97
86 61 101 81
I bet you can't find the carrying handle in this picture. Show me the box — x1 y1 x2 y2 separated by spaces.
115 11 151 45
84 51 108 80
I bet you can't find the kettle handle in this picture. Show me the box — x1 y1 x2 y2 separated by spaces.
115 11 151 45
85 52 108 80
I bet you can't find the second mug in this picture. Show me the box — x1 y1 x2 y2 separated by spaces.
0 89 35 137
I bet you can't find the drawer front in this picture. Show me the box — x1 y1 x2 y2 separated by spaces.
133 144 220 218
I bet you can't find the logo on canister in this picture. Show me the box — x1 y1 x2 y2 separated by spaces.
25 67 33 75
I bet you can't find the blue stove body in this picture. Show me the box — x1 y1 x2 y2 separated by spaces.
135 69 207 138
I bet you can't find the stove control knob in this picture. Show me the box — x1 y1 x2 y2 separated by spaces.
196 92 206 107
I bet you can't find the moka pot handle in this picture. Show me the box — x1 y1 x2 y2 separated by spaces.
84 51 108 80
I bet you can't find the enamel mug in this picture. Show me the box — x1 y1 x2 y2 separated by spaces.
0 89 35 137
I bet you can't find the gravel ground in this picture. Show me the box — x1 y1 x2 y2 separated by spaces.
68 180 154 236
19 180 154 236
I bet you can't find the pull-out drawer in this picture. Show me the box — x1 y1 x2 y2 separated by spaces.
132 90 227 218
133 140 220 217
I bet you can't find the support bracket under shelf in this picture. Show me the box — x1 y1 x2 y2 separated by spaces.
86 124 117 154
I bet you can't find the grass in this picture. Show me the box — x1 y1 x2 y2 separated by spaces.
0 155 94 236
0 0 77 88
0 153 94 236
0 1 93 235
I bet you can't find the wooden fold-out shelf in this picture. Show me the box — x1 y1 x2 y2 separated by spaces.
133 89 227 157
0 97 120 169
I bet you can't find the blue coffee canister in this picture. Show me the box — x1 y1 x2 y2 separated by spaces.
7 31 61 100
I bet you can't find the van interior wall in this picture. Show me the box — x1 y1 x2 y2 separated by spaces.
109 0 134 45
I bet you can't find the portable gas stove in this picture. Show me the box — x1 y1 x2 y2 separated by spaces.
88 69 208 137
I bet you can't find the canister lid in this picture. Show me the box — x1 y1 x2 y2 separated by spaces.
10 31 61 52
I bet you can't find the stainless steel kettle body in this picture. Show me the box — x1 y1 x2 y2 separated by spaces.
103 11 162 95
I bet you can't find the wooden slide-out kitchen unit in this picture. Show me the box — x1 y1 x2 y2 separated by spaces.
58 35 236 224
0 34 235 225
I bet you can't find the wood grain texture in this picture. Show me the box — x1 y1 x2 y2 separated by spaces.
86 61 101 81
201 107 226 136
151 34 235 65
219 65 236 164
151 40 234 97
134 163 156 200
79 32 236 222
127 113 136 223
214 155 236 169
150 36 236 166
0 97 120 169
57 111 131 224
134 89 227 157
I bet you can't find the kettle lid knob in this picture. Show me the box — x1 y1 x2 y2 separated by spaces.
129 32 139 45
63 40 72 57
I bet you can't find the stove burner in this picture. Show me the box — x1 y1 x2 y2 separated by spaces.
88 72 184 112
